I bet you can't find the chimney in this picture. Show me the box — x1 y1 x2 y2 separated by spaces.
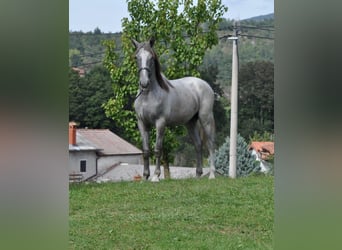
69 122 77 145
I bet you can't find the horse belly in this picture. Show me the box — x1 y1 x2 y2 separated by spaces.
167 97 198 125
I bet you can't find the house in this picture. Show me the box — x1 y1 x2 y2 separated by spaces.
69 122 101 182
72 67 85 77
77 128 142 174
68 122 142 182
249 141 274 173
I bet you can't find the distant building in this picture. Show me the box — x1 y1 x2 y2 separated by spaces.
72 67 85 77
68 122 100 182
68 122 142 182
249 141 274 173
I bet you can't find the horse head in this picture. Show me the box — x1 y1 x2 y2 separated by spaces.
132 38 172 92
132 38 155 91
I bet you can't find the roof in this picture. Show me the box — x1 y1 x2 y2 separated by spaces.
249 141 274 160
72 67 85 77
69 132 101 152
77 129 142 156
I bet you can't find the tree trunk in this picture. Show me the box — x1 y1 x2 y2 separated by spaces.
162 152 171 179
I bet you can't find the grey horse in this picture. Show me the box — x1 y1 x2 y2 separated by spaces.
132 38 216 182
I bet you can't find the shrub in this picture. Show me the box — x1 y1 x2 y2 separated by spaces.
215 134 261 177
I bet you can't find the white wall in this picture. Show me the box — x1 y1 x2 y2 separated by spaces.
250 149 271 173
97 154 142 173
69 151 97 180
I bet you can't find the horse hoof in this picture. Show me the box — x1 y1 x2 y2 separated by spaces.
151 175 160 182
209 174 215 179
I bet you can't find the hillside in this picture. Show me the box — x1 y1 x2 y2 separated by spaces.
206 16 274 90
244 13 274 21
69 30 122 72
69 15 274 88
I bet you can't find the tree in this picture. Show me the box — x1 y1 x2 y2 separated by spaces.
69 66 118 131
238 61 274 139
215 134 260 177
69 48 82 67
69 68 86 122
103 0 227 175
94 27 102 35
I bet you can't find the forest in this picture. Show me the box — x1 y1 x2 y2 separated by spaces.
69 14 274 167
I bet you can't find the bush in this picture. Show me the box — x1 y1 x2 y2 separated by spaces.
215 134 261 177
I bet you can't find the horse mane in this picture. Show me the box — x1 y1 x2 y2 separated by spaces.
140 43 174 92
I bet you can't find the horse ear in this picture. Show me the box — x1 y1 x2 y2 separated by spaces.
131 39 139 49
149 37 155 48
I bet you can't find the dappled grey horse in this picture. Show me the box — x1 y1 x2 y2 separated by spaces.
132 38 216 182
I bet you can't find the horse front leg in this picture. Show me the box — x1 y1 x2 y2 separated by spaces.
138 120 150 180
151 119 165 182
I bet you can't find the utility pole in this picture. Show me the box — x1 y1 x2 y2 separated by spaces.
228 22 239 179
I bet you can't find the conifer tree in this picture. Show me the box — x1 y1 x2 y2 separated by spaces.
215 134 260 177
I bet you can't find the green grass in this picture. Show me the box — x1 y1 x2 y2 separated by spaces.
69 176 273 249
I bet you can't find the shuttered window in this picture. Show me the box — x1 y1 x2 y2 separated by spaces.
80 160 86 172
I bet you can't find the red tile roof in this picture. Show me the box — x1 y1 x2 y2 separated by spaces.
77 129 142 156
72 67 85 77
249 141 274 160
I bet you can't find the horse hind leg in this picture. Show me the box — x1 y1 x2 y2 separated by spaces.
186 118 203 177
199 112 216 179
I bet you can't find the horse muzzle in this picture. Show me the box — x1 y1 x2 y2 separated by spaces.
139 80 150 90
138 67 151 90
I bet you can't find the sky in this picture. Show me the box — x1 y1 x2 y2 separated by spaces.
69 0 274 33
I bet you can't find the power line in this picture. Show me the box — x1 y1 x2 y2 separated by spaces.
71 61 103 67
218 25 274 32
72 48 123 58
250 25 274 28
239 34 274 40
219 34 233 40
71 54 126 68
72 29 273 68
72 23 274 60
76 51 106 58
237 25 275 32
219 33 274 40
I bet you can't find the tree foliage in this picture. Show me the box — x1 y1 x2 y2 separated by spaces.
205 17 274 91
69 31 122 71
69 66 118 131
238 61 274 139
103 0 227 165
215 134 260 177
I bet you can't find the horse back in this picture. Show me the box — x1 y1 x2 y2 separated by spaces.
169 76 214 103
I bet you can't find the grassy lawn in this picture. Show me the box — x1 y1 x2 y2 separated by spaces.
69 176 273 249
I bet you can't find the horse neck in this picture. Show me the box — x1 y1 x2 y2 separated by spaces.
149 66 163 92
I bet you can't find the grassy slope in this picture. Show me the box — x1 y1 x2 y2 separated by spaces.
70 176 273 249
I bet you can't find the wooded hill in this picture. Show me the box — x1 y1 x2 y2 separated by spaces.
69 16 274 91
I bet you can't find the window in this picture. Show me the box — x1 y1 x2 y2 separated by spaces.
80 160 86 172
